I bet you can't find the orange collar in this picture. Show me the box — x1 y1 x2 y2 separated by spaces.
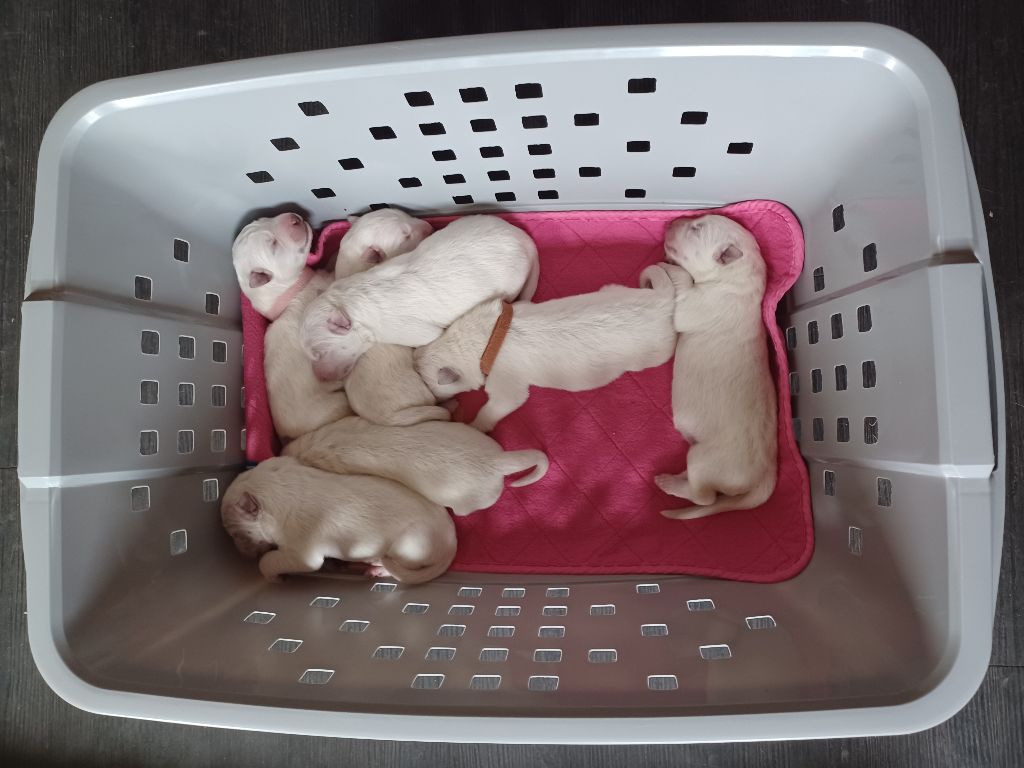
480 301 514 376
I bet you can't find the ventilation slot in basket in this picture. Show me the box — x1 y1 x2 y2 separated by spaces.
470 675 501 690
411 674 444 690
426 647 456 662
647 675 678 691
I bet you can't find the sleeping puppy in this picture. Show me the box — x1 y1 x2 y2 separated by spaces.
334 208 433 279
221 456 456 584
332 211 447 426
335 211 447 426
233 212 350 440
336 211 447 426
283 416 548 516
233 212 316 317
300 215 540 382
344 344 451 426
413 271 677 432
648 214 777 520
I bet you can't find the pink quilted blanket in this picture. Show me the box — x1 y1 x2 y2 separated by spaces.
241 202 813 582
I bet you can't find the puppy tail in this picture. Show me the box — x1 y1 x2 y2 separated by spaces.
518 254 541 301
501 450 549 487
660 479 775 521
383 405 452 426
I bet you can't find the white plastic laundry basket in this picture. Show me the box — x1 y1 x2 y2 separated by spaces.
18 23 1003 743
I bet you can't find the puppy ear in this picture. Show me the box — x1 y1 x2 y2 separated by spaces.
249 269 273 289
437 366 461 385
238 491 260 518
361 245 385 264
716 244 743 265
327 308 352 335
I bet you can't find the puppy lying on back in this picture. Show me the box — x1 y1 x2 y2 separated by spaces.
300 215 540 382
221 456 456 584
649 214 777 520
233 212 349 440
283 416 548 516
334 208 433 279
414 270 677 432
344 344 450 426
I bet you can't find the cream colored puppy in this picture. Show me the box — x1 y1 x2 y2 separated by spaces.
414 271 677 432
650 214 777 520
300 215 540 381
335 211 446 426
221 456 456 584
232 212 315 315
344 344 451 426
284 416 548 516
334 208 433 279
232 212 351 440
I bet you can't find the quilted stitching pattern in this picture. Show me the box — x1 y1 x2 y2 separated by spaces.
242 203 813 583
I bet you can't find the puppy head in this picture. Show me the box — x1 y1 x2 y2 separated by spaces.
335 209 433 279
663 214 765 287
232 213 314 314
413 335 483 400
299 293 373 382
221 466 279 559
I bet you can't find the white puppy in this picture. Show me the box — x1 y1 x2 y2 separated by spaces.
414 271 678 432
221 456 456 584
283 416 548 516
344 344 451 426
334 208 433 279
232 212 315 316
333 212 445 425
650 214 777 520
300 215 540 381
232 212 351 440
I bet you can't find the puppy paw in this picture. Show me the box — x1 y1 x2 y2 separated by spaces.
364 564 393 580
639 264 668 289
654 472 687 496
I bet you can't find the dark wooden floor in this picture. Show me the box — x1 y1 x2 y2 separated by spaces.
1 1 1021 765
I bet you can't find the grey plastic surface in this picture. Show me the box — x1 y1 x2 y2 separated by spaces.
18 22 1003 743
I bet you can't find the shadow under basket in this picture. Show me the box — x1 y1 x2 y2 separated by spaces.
18 23 1003 743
